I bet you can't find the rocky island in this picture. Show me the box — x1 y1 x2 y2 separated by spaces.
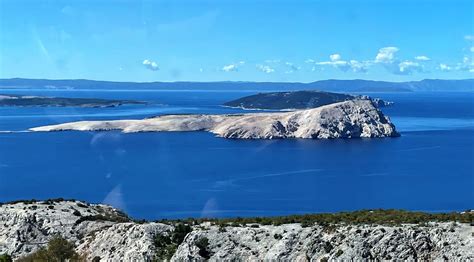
0 94 145 108
0 199 472 261
30 99 398 139
223 90 392 110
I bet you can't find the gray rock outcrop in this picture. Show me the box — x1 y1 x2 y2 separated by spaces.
0 200 472 261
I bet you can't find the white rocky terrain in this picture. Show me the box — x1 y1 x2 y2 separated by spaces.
0 200 472 261
175 222 473 261
30 100 398 139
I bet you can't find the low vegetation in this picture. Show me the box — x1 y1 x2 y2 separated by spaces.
195 237 211 259
0 254 12 262
157 209 473 227
0 198 77 206
16 236 81 262
74 213 130 225
153 223 193 261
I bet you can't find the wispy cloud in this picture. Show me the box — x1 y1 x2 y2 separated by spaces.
397 61 423 75
284 62 301 73
464 35 474 41
143 59 159 71
222 61 245 72
439 63 452 72
415 55 430 61
456 56 474 72
264 59 281 63
315 54 369 73
256 64 275 73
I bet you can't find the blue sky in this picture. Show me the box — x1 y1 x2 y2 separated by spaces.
0 0 473 82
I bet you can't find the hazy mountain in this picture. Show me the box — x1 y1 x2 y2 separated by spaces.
0 78 473 92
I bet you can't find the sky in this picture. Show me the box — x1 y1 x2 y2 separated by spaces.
0 0 473 82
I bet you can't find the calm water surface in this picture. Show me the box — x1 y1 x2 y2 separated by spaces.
0 90 473 219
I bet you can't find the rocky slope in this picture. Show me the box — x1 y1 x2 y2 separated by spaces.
0 200 472 261
174 222 473 261
30 100 398 139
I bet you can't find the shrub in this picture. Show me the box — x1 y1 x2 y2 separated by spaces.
172 224 192 244
153 223 193 261
17 235 79 262
195 237 211 259
273 234 283 240
0 254 12 262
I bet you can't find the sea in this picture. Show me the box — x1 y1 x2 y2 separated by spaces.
0 89 473 219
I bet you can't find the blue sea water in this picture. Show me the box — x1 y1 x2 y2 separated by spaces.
0 89 473 219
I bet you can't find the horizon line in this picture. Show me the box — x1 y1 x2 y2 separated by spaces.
1 77 473 85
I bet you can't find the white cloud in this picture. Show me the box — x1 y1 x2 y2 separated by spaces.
397 61 423 75
456 55 474 72
142 59 159 71
470 47 474 53
222 61 245 72
305 59 315 63
256 64 275 73
349 60 369 73
330 53 342 62
222 64 237 72
415 55 430 61
439 63 452 72
374 47 426 75
375 47 399 63
315 54 368 73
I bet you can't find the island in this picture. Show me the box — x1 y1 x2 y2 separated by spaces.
0 94 145 108
223 90 392 110
30 99 399 139
0 199 472 261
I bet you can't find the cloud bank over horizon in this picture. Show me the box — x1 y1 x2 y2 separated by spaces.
213 38 473 77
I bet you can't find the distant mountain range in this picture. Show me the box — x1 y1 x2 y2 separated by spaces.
0 78 473 92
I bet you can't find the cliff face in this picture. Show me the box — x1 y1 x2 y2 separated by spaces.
0 200 170 261
0 200 472 261
31 100 399 139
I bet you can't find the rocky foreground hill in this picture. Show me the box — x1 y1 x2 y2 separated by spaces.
31 100 398 139
0 199 472 261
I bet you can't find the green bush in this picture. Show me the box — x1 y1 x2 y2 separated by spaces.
17 235 80 262
172 223 192 244
195 237 211 259
153 223 193 261
0 254 12 262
